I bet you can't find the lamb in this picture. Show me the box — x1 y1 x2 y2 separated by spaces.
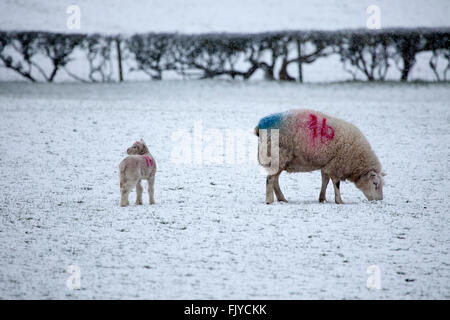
255 109 385 204
119 139 157 207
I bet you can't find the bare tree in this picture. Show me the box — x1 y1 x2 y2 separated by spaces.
338 31 392 81
0 32 41 82
278 31 333 82
127 33 176 80
1 28 448 83
170 34 254 80
38 33 84 82
390 30 424 81
423 29 450 81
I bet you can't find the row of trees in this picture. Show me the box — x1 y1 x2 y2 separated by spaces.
0 28 449 82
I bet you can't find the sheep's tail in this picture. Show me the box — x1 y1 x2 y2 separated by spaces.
254 126 260 137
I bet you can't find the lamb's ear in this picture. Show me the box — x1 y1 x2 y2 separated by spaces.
140 138 146 145
381 172 387 177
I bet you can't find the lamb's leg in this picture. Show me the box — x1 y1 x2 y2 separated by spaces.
120 172 131 207
148 175 155 204
120 186 131 207
266 175 275 204
319 171 330 203
331 177 344 204
136 181 143 205
273 171 287 202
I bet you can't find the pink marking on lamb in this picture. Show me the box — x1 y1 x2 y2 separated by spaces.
143 155 153 167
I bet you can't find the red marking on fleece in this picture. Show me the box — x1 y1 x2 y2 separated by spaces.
307 113 335 145
308 114 318 139
143 155 153 167
320 117 335 141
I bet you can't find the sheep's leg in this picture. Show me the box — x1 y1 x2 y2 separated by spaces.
136 181 143 205
331 177 344 204
266 175 275 204
273 171 287 202
319 171 330 203
148 175 155 204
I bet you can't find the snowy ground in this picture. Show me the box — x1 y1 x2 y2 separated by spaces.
0 80 449 299
1 0 449 34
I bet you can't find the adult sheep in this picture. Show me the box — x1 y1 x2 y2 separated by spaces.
255 109 385 204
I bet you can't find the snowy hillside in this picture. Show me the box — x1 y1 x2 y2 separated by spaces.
0 81 449 299
1 0 449 34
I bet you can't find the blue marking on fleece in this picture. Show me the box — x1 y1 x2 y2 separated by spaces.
258 112 284 129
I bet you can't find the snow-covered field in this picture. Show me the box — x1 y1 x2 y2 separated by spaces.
0 80 449 299
1 0 449 34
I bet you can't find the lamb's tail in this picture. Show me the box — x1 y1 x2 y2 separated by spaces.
254 126 260 137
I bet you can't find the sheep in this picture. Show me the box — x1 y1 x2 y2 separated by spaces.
255 109 385 204
119 139 156 206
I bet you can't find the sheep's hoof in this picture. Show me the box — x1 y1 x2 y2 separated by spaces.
319 198 326 203
278 198 288 203
266 200 274 205
335 199 344 205
136 200 143 205
150 201 155 205
120 203 128 207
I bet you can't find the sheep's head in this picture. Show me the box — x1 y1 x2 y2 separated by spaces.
355 170 385 201
127 139 149 155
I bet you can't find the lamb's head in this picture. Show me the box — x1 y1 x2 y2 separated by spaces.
127 139 149 155
355 170 385 201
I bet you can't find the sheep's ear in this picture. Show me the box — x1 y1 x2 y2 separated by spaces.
140 138 145 144
381 172 387 176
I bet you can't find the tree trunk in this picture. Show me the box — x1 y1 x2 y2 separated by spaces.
262 65 275 80
279 57 295 81
400 48 416 82
296 40 303 83
243 64 259 80
48 64 59 82
429 52 441 81
116 38 123 82
400 57 411 82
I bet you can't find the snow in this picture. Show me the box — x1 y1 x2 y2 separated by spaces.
1 0 449 34
0 80 449 299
